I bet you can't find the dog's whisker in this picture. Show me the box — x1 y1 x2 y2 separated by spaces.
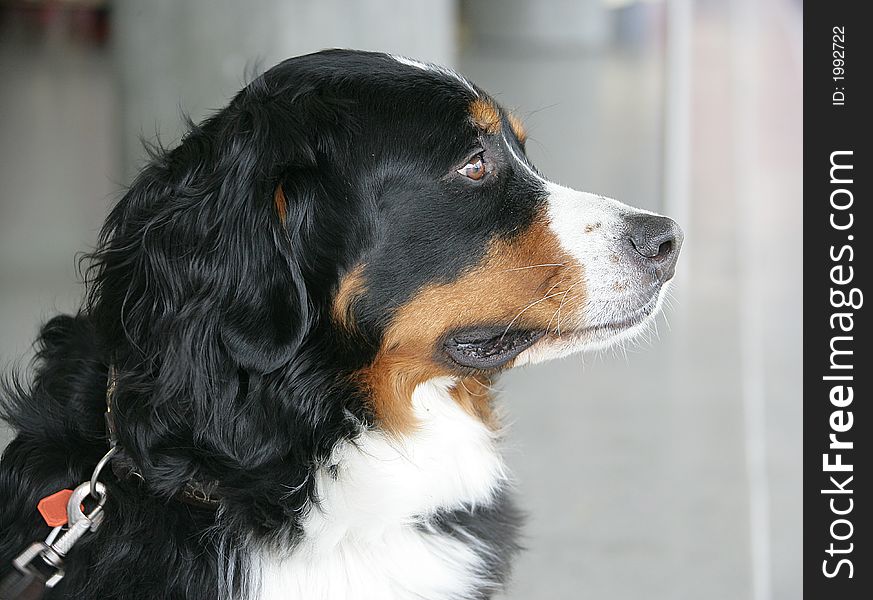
471 376 498 393
555 283 581 336
500 263 565 272
543 278 566 297
556 294 583 334
545 304 563 334
457 378 490 398
543 280 573 333
500 290 567 340
661 314 672 333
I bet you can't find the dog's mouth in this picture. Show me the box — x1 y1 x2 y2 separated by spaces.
443 327 546 370
444 291 667 370
574 294 660 337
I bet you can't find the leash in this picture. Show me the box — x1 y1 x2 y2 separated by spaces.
0 367 121 600
0 453 114 600
1 365 223 600
103 366 221 509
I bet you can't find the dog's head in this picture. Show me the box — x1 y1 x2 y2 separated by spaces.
89 49 681 522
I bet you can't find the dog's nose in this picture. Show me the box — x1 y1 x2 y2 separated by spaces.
624 214 684 281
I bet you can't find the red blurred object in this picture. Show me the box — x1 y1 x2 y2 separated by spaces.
36 488 75 528
0 0 111 46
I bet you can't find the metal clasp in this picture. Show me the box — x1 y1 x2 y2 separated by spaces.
90 445 117 499
11 468 111 590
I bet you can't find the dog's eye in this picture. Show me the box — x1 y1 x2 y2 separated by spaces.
457 154 487 181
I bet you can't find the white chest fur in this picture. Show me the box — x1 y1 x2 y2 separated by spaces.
254 377 507 600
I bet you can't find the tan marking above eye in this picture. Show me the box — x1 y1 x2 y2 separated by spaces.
507 112 527 144
333 264 367 330
470 98 501 134
361 216 586 435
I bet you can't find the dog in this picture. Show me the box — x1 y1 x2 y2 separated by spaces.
0 49 682 600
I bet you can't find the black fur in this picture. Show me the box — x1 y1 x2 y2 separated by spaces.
1 49 542 599
427 488 524 600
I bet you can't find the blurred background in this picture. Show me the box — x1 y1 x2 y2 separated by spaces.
0 1 801 599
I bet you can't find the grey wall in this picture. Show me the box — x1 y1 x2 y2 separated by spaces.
113 0 458 178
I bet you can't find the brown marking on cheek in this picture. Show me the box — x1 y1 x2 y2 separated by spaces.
450 376 496 428
333 265 367 330
507 112 527 144
363 351 442 433
470 98 501 134
274 185 288 224
363 215 586 434
584 222 601 233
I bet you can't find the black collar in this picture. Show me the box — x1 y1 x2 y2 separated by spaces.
105 365 222 509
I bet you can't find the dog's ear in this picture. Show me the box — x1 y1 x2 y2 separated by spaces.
93 91 321 371
86 79 351 506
